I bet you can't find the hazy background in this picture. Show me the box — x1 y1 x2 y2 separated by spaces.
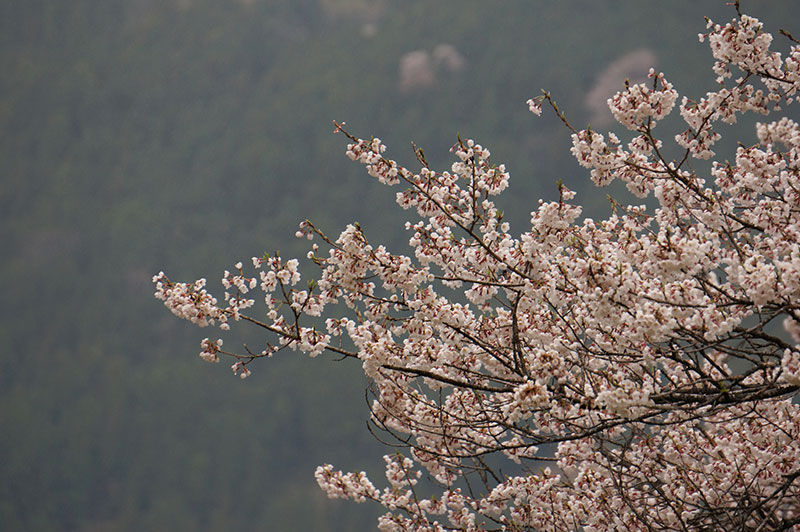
2 1 799 530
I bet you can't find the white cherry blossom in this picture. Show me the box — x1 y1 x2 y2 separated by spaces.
155 10 800 531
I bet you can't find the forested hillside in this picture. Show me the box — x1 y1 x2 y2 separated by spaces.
2 1 798 530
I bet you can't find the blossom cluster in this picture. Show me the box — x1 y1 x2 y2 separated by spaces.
156 11 800 532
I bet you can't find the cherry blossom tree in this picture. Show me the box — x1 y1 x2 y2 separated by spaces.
154 7 800 531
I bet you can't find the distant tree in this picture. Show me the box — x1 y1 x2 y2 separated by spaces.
155 7 800 531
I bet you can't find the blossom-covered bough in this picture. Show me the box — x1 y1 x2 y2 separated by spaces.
155 7 800 531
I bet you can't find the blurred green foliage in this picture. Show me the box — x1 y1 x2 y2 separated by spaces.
1 0 798 529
